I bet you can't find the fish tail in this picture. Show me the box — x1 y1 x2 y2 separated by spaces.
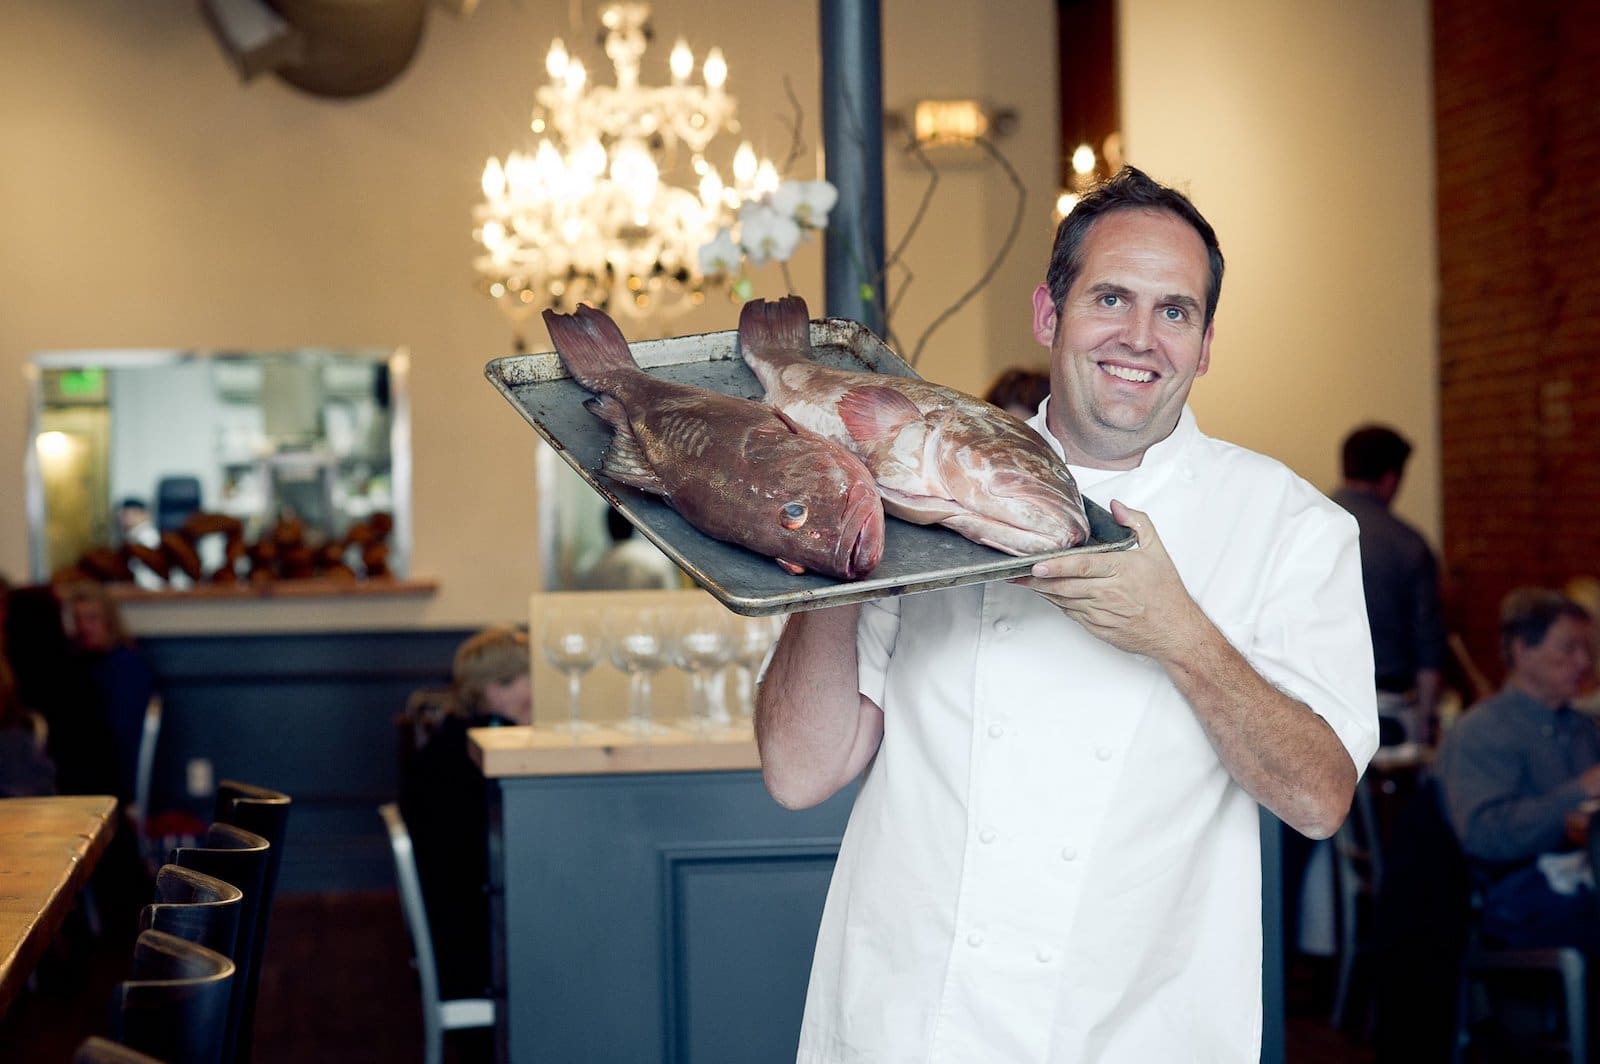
737 295 812 363
543 304 638 390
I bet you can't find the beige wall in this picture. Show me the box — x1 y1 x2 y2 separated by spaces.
0 0 1434 634
1119 0 1439 541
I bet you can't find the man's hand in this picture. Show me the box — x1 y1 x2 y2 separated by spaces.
1011 500 1205 661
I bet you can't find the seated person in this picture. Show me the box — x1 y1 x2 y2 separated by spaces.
398 626 531 1001
1432 587 1600 952
63 582 156 805
981 365 1051 419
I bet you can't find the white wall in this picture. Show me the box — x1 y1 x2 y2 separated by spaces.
0 0 1435 633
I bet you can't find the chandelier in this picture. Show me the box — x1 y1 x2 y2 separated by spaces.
472 1 780 337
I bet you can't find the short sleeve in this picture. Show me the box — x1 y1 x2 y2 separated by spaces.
855 594 901 711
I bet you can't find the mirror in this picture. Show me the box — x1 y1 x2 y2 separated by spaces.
25 347 412 588
536 441 688 592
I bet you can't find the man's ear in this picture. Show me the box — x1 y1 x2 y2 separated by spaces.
1031 284 1058 347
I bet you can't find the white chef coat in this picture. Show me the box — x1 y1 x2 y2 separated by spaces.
795 406 1379 1064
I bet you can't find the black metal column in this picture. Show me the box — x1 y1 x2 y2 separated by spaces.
819 0 885 334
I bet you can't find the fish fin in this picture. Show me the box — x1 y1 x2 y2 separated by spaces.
543 304 638 390
596 418 667 496
774 558 807 575
583 394 628 430
837 385 923 443
878 489 966 525
738 295 812 359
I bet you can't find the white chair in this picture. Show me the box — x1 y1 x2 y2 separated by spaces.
130 694 164 875
378 802 495 1064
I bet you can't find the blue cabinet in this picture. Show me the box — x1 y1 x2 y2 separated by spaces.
488 769 854 1063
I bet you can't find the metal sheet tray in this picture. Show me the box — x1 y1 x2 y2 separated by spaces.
485 318 1133 616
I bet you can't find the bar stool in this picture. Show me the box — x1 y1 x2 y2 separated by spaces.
111 928 235 1064
141 863 244 961
73 1035 165 1063
171 822 270 1064
379 802 495 1064
213 780 291 1064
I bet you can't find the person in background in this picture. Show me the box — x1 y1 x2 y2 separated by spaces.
116 497 163 590
0 655 56 798
578 507 682 591
982 365 1052 419
1566 575 1600 715
63 583 156 807
1432 587 1599 952
1331 424 1446 745
397 626 531 1012
757 167 1377 1062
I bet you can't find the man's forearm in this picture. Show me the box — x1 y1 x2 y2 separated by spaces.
1162 617 1357 839
754 604 883 810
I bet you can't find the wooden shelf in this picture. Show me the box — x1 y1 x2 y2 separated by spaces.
105 578 438 604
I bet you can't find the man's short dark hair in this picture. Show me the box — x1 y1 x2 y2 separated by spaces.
1499 587 1591 666
117 497 148 513
1044 166 1225 327
1342 425 1413 482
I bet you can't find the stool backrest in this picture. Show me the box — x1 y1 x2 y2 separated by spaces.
113 928 235 1064
213 780 290 1064
171 822 270 1064
141 863 244 960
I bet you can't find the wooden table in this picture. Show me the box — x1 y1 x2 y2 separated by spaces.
0 795 118 1018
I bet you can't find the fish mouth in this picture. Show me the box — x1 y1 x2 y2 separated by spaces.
839 482 885 578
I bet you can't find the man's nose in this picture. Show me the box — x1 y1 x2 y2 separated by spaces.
1120 311 1155 351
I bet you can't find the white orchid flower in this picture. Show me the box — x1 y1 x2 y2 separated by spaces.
697 226 741 276
738 202 802 265
772 179 839 230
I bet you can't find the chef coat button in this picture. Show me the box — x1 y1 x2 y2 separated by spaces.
987 723 1005 739
995 619 1013 634
979 828 997 844
967 932 984 948
1035 947 1054 964
1060 846 1078 862
1095 746 1113 762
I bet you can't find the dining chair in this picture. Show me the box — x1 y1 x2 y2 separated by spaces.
141 863 244 961
128 695 165 876
73 1035 166 1063
379 802 495 1064
110 928 235 1064
213 779 291 1064
171 822 270 1064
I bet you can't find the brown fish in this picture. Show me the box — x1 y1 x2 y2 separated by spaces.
738 296 1091 556
543 305 886 580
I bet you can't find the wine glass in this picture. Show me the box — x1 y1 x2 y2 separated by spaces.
728 614 785 720
669 605 736 734
542 609 603 735
608 608 672 737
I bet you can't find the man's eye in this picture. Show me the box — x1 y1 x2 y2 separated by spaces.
1099 294 1120 307
1163 306 1186 321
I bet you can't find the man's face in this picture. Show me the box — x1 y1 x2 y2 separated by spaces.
1033 208 1215 469
1512 615 1596 707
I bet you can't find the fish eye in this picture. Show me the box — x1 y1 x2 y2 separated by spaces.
780 502 808 530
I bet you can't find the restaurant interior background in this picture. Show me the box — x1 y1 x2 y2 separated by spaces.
2 0 1595 1059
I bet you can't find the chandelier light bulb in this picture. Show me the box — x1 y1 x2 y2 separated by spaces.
703 47 727 91
563 58 587 95
732 142 757 185
698 170 724 208
670 39 693 83
481 157 506 200
546 38 569 81
1071 143 1097 176
754 158 780 196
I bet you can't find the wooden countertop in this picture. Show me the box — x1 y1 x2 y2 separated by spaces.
469 723 761 778
0 795 118 1018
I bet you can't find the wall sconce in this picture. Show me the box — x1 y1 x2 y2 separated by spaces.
886 99 1017 154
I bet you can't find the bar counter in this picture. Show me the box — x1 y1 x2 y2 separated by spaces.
468 724 853 1064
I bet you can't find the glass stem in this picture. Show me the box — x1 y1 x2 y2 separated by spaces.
567 671 582 728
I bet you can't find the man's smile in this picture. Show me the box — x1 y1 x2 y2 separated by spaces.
1100 362 1157 384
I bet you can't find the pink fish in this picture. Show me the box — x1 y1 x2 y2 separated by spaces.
543 305 886 580
738 296 1091 556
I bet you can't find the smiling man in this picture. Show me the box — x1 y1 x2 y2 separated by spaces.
757 167 1378 1062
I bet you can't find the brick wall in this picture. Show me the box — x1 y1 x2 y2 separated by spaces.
1435 2 1600 685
